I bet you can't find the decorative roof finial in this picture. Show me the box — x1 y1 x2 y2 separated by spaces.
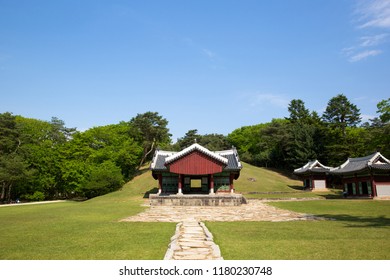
194 138 197 143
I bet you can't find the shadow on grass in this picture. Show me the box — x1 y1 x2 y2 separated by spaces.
134 165 151 177
143 188 158 199
266 167 301 181
320 214 390 228
288 185 306 191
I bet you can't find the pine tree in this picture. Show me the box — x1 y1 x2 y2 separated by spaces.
322 94 361 137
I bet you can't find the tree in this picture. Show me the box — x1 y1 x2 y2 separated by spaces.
69 123 143 179
286 99 310 123
377 98 390 124
78 161 124 199
176 129 200 150
199 133 231 151
49 117 77 143
129 112 171 169
285 123 319 168
0 112 20 154
15 116 66 199
322 94 361 137
0 154 33 202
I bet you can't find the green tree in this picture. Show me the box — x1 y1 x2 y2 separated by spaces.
69 123 143 179
286 99 310 123
176 129 200 150
0 112 20 154
377 98 390 124
78 161 124 199
129 112 171 169
0 154 33 202
15 116 67 199
199 133 231 151
322 94 361 137
285 123 319 168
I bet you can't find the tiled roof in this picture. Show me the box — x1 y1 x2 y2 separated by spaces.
165 143 228 165
331 152 390 174
293 160 333 175
215 149 242 170
370 163 390 171
150 144 242 172
150 151 176 170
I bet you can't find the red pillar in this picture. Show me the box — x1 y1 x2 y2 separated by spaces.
158 174 162 194
229 173 234 193
177 174 183 195
354 174 359 196
209 174 215 195
371 175 377 197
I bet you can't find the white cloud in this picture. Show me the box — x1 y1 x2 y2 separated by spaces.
343 1 390 62
202 48 216 59
349 49 382 62
356 0 390 29
250 93 290 109
359 33 388 46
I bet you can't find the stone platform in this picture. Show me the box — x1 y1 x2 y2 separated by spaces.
149 194 247 206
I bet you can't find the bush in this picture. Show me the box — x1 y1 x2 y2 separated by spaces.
78 161 124 199
23 191 45 201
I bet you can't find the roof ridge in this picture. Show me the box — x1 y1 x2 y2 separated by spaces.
165 143 228 165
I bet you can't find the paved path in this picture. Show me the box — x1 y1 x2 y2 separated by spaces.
0 200 66 207
121 199 319 223
122 200 321 260
164 219 223 260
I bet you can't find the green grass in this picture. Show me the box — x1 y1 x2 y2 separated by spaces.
1 163 389 260
206 200 390 259
235 162 340 199
0 168 175 260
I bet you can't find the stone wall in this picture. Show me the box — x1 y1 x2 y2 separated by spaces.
149 194 247 206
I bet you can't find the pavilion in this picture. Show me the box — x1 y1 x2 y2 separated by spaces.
150 143 242 195
293 160 333 191
331 152 390 198
294 152 390 198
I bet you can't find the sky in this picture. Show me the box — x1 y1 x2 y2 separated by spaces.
1 0 389 142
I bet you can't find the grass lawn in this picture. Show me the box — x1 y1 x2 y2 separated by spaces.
1 163 389 260
206 200 390 259
0 168 175 260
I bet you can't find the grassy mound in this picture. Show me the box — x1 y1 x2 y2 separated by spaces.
235 162 340 199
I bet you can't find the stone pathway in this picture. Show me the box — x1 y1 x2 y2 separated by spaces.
164 219 223 260
121 199 320 223
121 199 323 260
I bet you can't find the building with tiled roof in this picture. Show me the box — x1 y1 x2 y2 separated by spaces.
331 152 390 197
150 143 242 195
293 160 334 190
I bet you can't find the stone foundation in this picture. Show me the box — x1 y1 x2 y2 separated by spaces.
149 194 247 206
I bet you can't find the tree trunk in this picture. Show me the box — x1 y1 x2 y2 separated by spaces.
1 182 5 201
137 140 155 170
7 182 12 203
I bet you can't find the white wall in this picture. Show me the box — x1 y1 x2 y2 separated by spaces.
314 180 326 190
376 185 390 197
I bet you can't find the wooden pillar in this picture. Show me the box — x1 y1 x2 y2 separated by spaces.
158 174 162 194
177 174 183 195
371 173 377 197
229 173 234 193
209 174 215 195
354 174 359 196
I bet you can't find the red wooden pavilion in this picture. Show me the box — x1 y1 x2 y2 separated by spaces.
150 143 242 195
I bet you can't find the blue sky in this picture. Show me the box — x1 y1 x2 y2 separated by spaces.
1 0 389 141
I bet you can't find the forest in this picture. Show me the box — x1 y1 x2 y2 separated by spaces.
1 94 389 203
